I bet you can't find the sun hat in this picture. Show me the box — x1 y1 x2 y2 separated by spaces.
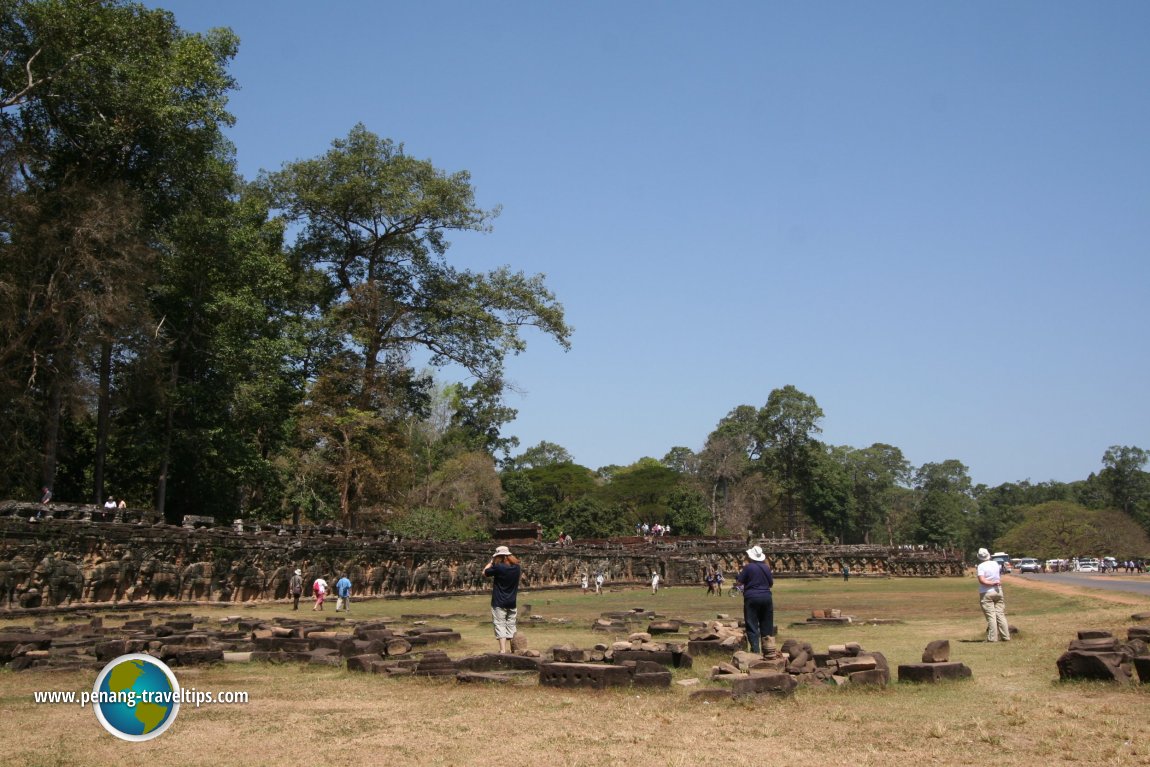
746 545 766 562
294 569 302 575
493 545 512 557
977 548 990 561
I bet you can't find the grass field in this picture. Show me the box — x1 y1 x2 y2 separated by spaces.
1 575 1147 767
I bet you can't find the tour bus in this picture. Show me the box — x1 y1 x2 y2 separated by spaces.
991 552 1012 573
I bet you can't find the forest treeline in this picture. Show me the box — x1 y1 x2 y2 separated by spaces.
2 2 1147 559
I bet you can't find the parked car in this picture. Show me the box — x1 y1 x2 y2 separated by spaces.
1016 557 1041 573
1045 558 1067 572
1076 558 1100 572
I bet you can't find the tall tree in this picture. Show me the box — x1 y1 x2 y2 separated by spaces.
504 440 573 472
756 385 824 533
264 125 570 525
914 459 974 548
0 0 238 504
1100 445 1150 529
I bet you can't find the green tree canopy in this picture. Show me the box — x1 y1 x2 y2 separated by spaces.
994 501 1150 560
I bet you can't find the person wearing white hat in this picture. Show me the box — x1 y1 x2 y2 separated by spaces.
735 545 776 655
976 547 1010 641
288 568 303 611
483 545 522 653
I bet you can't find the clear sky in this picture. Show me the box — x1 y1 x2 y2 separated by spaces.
148 0 1149 487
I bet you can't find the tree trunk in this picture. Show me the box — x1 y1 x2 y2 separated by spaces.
156 360 178 523
93 340 112 504
40 357 65 496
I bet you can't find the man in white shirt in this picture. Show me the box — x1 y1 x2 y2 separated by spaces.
976 548 1010 642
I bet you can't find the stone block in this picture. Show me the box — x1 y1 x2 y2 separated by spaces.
1057 650 1133 683
648 620 681 634
455 653 542 672
836 655 878 674
921 640 950 663
93 640 127 662
632 671 672 687
165 647 224 666
1069 637 1121 653
786 649 811 673
848 668 890 686
353 629 393 642
898 662 972 683
611 648 692 669
456 671 522 684
1077 629 1114 640
346 654 383 673
551 647 588 663
414 650 457 677
385 639 412 656
1132 655 1150 684
0 633 53 663
539 662 632 689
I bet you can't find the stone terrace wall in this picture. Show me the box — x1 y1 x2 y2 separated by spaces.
0 502 963 610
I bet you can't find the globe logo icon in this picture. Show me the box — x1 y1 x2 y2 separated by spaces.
92 654 181 741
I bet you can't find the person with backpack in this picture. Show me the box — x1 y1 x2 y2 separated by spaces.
735 545 775 655
289 569 304 611
312 575 328 611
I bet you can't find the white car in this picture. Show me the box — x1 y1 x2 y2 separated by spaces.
1016 558 1041 573
1076 558 1100 572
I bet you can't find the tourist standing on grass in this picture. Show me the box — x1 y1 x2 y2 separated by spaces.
594 571 604 594
704 571 715 595
735 545 775 655
312 575 328 611
714 569 724 596
651 571 660 595
289 569 303 611
483 545 521 653
581 572 589 594
976 548 1010 642
335 573 352 612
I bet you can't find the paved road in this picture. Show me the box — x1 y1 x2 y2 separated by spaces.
1012 571 1150 598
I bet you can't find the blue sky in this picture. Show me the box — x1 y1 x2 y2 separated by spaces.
150 1 1149 487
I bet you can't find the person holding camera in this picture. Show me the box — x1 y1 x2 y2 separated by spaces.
483 545 521 654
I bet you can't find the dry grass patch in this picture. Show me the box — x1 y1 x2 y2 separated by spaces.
2 576 1148 766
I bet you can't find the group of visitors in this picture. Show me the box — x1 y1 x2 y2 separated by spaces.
580 571 605 594
286 569 352 612
276 539 1019 660
635 522 671 537
703 569 725 595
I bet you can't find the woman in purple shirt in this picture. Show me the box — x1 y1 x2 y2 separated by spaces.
735 545 775 655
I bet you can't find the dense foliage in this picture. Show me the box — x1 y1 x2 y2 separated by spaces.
3 2 1146 557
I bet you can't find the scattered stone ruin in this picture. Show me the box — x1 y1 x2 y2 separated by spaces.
1 501 964 611
1056 627 1150 684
